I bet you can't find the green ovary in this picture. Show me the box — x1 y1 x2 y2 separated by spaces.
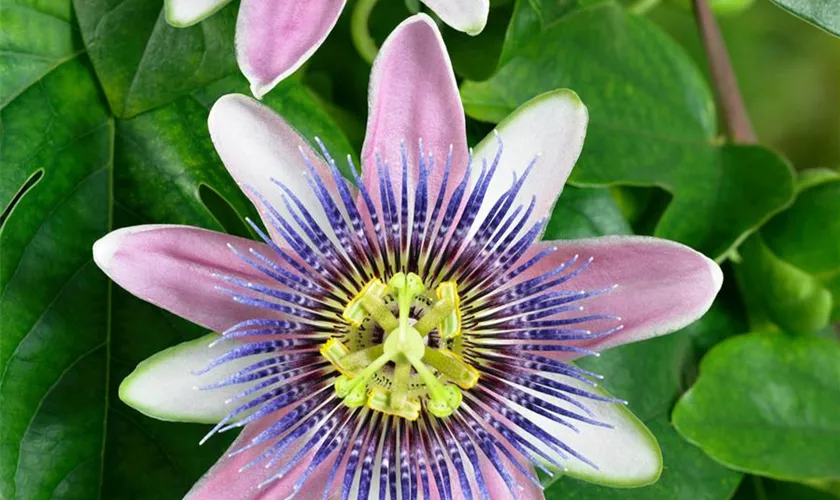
320 272 479 420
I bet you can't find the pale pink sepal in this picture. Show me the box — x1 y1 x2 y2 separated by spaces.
185 415 341 500
362 14 468 206
513 236 723 358
165 0 233 27
421 0 489 35
92 225 282 333
208 94 346 245
237 0 347 98
477 450 544 499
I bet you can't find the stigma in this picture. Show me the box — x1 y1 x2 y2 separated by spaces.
320 272 479 420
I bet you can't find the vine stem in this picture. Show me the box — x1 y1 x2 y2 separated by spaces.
693 0 757 144
351 0 380 64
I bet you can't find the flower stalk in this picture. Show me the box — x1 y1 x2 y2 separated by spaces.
352 0 381 64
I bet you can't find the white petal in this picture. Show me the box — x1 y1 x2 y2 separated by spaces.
421 0 489 35
208 94 338 244
119 334 273 424
516 374 662 486
469 89 588 240
165 0 233 27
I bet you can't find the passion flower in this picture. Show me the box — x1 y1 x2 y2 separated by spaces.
94 15 722 499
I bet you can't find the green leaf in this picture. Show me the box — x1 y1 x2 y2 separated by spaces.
460 2 795 260
1 53 354 499
0 0 84 108
761 171 840 322
72 0 238 118
681 287 749 356
578 333 693 421
499 0 607 65
0 55 234 499
666 0 756 16
762 170 840 273
734 476 840 500
673 333 840 481
736 233 833 335
544 186 633 241
769 0 840 38
609 186 672 236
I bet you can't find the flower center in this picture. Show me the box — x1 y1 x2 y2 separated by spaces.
320 272 479 420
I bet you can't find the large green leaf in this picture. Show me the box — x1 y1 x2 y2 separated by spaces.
1 56 115 500
0 51 354 500
769 0 840 38
72 0 238 118
460 2 795 260
673 333 840 480
0 55 237 499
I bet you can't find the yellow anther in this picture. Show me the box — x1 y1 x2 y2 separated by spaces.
340 345 385 374
333 350 393 407
320 339 352 376
436 281 462 339
342 279 390 327
423 347 480 389
413 296 455 336
366 388 421 420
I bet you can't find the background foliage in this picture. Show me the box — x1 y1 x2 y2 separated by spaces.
1 0 839 498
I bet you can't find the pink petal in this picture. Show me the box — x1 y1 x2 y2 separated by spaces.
479 451 544 499
511 236 722 357
185 413 340 500
93 225 280 333
362 14 468 207
237 0 347 98
208 94 346 244
420 0 489 35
